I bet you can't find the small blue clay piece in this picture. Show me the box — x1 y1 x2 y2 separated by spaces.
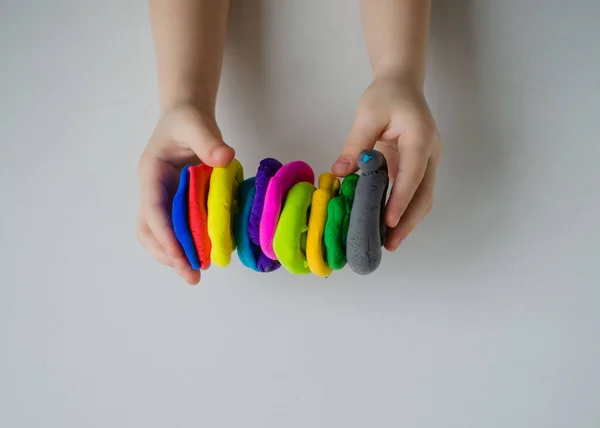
172 165 201 270
346 150 389 275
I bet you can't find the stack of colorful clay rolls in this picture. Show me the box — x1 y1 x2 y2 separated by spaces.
172 149 389 276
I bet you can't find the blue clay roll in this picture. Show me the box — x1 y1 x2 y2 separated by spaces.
172 165 201 270
234 177 281 273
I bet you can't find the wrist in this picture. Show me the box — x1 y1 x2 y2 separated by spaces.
158 80 218 117
371 73 426 98
371 62 425 90
160 94 216 119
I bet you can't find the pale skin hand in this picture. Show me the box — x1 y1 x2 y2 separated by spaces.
332 0 442 251
137 0 233 285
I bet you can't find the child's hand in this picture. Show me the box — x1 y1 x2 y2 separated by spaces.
332 77 442 251
137 104 235 284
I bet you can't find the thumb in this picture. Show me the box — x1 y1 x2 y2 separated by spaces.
332 112 385 177
175 110 235 167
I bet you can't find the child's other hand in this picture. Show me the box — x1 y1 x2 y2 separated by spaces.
136 104 235 284
332 77 442 251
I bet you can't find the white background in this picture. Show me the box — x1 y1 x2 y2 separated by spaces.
1 0 600 427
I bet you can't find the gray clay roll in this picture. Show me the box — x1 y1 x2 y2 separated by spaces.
346 150 389 275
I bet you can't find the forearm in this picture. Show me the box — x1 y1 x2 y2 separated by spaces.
359 0 431 88
149 0 230 114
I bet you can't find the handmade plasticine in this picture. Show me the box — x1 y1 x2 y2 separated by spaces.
233 177 260 272
233 177 281 273
172 165 201 270
273 181 316 274
323 174 358 270
260 161 315 260
172 155 390 276
306 173 340 277
346 150 389 275
188 164 212 269
207 159 244 267
248 158 283 247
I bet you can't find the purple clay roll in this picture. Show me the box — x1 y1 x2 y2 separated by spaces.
248 158 283 246
257 252 281 273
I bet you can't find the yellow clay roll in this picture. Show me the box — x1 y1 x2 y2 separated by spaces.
306 173 340 277
207 159 244 267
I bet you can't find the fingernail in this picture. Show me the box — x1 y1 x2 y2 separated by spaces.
332 157 351 173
